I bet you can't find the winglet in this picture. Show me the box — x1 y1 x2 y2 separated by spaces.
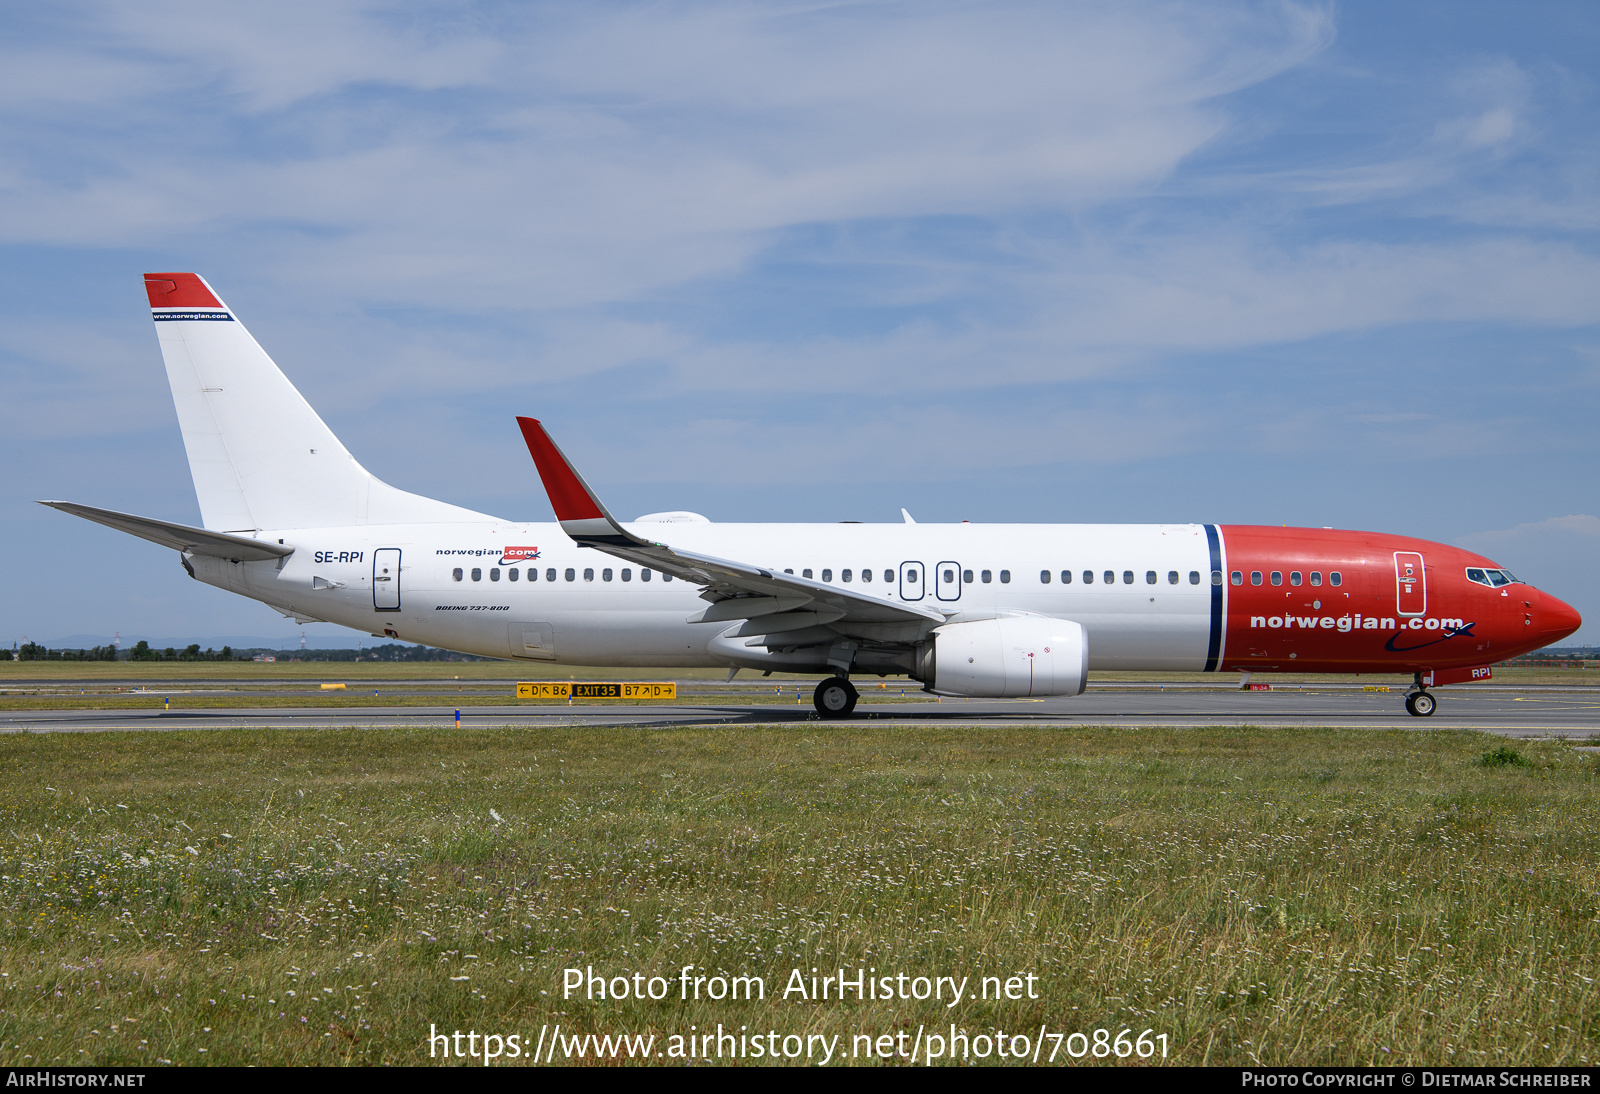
516 417 647 547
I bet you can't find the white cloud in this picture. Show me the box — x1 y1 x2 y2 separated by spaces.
0 1 1333 308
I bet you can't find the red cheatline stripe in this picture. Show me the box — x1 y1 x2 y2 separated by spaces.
144 272 221 309
516 417 606 522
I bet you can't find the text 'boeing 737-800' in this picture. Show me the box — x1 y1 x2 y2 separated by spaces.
40 274 1582 718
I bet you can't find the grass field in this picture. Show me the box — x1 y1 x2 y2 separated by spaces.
1 723 1597 1067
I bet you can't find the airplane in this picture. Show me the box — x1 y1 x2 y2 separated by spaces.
40 273 1583 718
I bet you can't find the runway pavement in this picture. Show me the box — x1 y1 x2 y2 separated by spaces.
5 685 1599 737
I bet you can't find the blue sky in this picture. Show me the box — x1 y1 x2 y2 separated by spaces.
3 0 1598 647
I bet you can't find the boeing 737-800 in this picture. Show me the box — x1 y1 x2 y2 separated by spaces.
41 273 1582 717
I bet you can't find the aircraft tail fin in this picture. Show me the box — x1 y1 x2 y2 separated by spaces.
144 273 496 531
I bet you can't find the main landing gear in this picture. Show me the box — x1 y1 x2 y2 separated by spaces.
1405 673 1436 717
813 676 859 718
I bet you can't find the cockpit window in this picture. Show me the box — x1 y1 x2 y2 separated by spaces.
1466 568 1489 586
1488 569 1511 586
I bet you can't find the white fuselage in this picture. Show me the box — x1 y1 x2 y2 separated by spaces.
187 520 1220 670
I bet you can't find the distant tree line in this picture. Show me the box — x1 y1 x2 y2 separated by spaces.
126 641 234 662
13 642 120 661
7 642 485 662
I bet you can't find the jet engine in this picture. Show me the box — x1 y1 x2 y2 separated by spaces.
914 615 1088 698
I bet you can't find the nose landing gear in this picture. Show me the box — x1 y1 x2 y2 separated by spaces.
813 676 859 718
1404 691 1436 717
1404 673 1436 717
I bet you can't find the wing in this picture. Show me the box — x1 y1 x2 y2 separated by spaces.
516 417 945 647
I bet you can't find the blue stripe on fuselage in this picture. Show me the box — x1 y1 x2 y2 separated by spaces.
1204 524 1223 672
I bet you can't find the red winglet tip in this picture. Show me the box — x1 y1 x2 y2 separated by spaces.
516 417 606 523
144 272 222 309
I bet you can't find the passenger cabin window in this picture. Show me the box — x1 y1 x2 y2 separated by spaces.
1232 571 1243 585
621 568 631 582
602 568 613 581
1189 571 1201 585
842 569 853 582
1251 571 1262 585
1060 570 1072 584
663 573 673 582
802 569 813 579
1145 571 1157 585
821 569 832 582
509 568 519 581
1329 571 1342 587
565 568 575 582
1000 570 1011 583
883 569 893 583
1083 571 1094 584
982 570 993 583
861 569 871 582
548 569 558 582
471 568 482 582
1122 571 1134 585
641 568 652 582
1104 570 1114 584
490 567 501 582
452 568 463 582
584 568 595 581
1211 570 1223 585
1040 570 1050 583
1288 571 1300 586
1309 571 1322 586
784 569 793 574
1270 571 1282 586
1168 571 1179 585
964 569 974 583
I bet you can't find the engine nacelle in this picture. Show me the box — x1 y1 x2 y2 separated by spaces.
917 615 1088 698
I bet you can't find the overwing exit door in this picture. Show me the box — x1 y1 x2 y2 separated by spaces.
935 561 963 602
374 548 401 611
1394 551 1425 616
899 561 925 601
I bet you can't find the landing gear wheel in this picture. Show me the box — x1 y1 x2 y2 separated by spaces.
1405 691 1436 717
813 677 858 718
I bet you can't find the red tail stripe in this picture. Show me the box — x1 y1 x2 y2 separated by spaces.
516 417 606 522
144 272 221 309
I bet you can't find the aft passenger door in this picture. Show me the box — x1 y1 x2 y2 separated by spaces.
1394 551 1425 617
899 561 925 601
374 548 401 611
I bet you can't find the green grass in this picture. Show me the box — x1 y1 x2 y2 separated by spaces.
0 725 1597 1066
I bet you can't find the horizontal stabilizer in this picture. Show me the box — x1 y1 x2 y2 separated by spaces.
38 501 294 562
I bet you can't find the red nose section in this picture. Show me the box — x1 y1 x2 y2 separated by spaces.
1540 593 1583 645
